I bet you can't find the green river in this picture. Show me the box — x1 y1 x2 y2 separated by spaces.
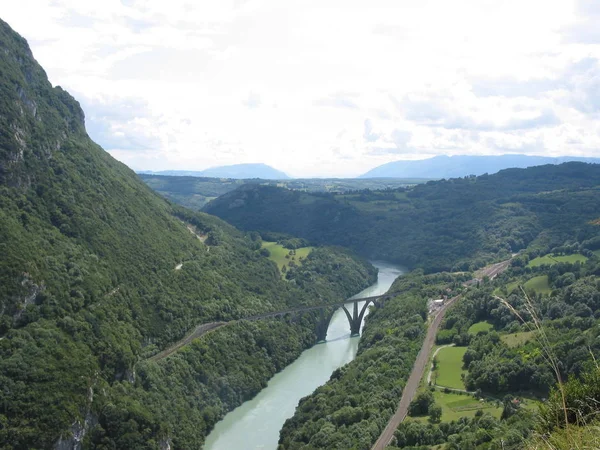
204 261 404 450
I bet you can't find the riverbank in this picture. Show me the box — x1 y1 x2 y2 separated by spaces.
278 270 473 449
204 262 404 450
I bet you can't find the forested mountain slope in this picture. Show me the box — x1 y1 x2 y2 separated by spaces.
0 19 375 448
205 163 600 272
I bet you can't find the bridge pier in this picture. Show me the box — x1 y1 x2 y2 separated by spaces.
342 300 373 337
315 308 335 342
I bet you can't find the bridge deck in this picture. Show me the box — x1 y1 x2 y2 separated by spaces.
244 293 395 320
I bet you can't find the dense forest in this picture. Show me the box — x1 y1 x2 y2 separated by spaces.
278 243 600 448
205 163 600 273
0 20 376 449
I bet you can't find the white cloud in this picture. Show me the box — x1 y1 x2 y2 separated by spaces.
363 119 380 142
2 0 600 177
243 92 262 109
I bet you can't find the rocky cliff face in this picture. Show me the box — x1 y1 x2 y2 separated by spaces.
0 19 85 188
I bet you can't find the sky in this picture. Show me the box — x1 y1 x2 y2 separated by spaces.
3 0 600 177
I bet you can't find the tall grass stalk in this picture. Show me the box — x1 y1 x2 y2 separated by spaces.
493 287 569 431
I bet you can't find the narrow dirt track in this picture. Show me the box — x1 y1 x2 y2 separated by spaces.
371 294 461 450
148 322 228 362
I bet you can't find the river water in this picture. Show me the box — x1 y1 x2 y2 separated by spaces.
203 261 404 450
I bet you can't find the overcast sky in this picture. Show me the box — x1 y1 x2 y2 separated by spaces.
3 0 600 177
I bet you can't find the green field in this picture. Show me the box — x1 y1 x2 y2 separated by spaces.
412 390 540 423
411 390 502 422
434 346 467 389
261 241 313 274
506 280 520 294
527 253 588 268
523 275 551 295
468 321 493 335
412 388 542 423
493 280 520 297
501 331 537 348
434 390 501 421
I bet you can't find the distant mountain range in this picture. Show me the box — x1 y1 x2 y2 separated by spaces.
360 155 600 178
140 163 290 179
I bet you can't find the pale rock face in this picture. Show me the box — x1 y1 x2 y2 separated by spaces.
54 413 98 450
160 437 172 450
16 85 37 117
12 274 45 321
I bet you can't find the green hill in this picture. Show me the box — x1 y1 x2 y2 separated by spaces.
138 173 430 211
205 163 600 272
0 19 375 448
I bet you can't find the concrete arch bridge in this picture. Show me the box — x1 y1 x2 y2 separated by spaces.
245 293 395 341
149 293 396 362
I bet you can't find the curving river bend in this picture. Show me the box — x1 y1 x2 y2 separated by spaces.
204 261 404 450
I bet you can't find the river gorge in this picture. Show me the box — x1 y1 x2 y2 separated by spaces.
204 261 404 450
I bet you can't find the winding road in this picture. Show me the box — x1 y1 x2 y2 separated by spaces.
426 344 452 385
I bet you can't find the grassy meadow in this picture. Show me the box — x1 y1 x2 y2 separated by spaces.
501 331 537 348
433 390 501 421
434 346 467 390
527 253 588 268
523 275 551 295
261 241 313 274
468 321 493 335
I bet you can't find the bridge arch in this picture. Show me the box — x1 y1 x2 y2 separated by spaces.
341 299 374 337
319 297 387 341
245 293 393 342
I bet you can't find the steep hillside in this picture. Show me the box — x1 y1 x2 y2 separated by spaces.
0 19 376 448
360 154 600 178
205 163 600 272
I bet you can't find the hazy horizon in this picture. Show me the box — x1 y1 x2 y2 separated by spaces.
137 154 599 180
